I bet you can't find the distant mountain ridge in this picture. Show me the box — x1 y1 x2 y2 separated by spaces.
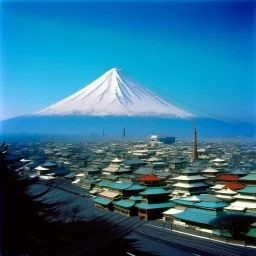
33 68 194 118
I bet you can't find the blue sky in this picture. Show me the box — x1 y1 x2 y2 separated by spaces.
1 0 255 122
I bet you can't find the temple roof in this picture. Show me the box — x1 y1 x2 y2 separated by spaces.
113 199 135 208
239 173 256 181
138 174 162 181
237 186 256 194
92 197 111 206
224 183 246 190
140 188 169 195
217 174 238 181
135 201 175 210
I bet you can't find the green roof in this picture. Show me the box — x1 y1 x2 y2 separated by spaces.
140 188 169 195
125 184 145 190
96 181 114 187
129 195 143 201
194 201 229 209
109 183 132 190
237 186 256 194
104 175 119 180
172 199 195 206
92 197 111 206
244 227 256 238
172 208 227 225
113 199 135 208
239 173 256 181
135 202 175 210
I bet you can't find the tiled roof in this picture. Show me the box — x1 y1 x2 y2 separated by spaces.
224 183 246 190
217 174 238 181
92 197 111 206
140 188 169 195
239 173 256 181
113 199 135 208
237 186 256 194
135 202 175 209
125 184 145 190
138 174 162 181
194 201 229 209
172 208 226 225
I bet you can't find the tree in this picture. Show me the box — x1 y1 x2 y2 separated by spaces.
210 214 256 239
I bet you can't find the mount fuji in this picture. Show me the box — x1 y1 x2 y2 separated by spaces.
1 68 255 138
33 68 193 118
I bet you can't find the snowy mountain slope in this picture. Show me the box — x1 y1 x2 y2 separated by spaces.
33 68 194 118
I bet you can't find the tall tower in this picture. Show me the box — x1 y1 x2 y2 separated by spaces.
122 127 126 138
102 129 105 137
193 123 199 160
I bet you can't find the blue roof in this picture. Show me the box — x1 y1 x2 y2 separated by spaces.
42 161 57 167
230 169 247 175
194 201 229 209
140 188 170 195
237 186 256 194
172 208 227 225
53 169 70 175
113 199 135 208
125 184 145 190
134 167 153 175
172 199 196 206
64 172 76 178
96 181 113 187
240 162 255 168
109 183 132 190
136 202 175 210
92 197 111 205
104 175 119 180
124 159 145 165
239 173 256 181
129 195 143 201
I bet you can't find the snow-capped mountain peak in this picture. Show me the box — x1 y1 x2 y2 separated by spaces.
33 68 194 118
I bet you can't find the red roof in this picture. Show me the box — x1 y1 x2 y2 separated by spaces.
137 174 162 181
224 183 246 190
217 174 238 181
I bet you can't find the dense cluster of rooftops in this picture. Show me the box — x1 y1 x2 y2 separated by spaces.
5 136 256 240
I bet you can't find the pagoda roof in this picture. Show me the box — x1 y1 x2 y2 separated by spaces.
240 162 255 168
210 184 225 190
109 183 132 190
135 201 175 210
172 182 208 188
124 158 145 165
216 188 238 195
125 184 145 190
237 186 256 194
41 161 57 167
113 199 135 208
129 195 143 201
134 167 154 175
201 168 219 173
229 169 248 175
173 175 207 181
239 173 256 181
92 197 111 206
172 208 226 225
224 183 246 190
137 174 162 181
140 188 169 195
53 169 70 175
212 158 225 162
171 199 195 206
217 174 238 181
194 201 229 209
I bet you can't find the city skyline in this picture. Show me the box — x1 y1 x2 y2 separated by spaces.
1 1 255 122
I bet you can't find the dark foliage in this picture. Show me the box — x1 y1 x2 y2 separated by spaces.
210 214 256 239
0 142 150 256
